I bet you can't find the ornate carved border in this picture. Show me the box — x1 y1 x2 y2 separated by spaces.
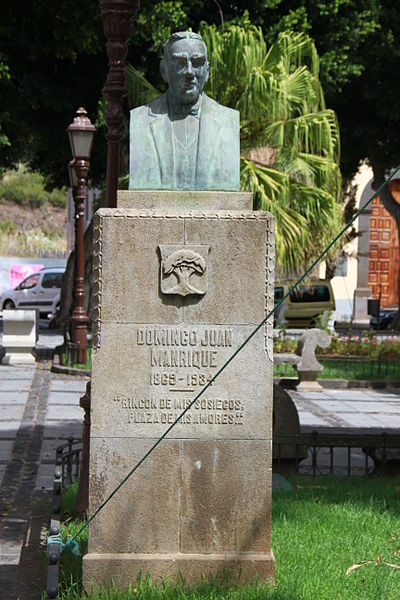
92 209 275 361
92 212 103 351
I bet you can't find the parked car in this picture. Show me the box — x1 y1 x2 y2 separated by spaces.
370 308 398 330
0 267 65 318
274 279 335 328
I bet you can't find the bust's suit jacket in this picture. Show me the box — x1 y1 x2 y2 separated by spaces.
129 92 240 191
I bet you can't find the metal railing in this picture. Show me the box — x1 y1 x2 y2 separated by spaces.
46 437 82 599
274 356 400 381
275 431 400 477
55 437 82 487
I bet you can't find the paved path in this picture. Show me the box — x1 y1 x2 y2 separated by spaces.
0 357 399 598
292 386 400 431
290 386 400 476
0 362 87 600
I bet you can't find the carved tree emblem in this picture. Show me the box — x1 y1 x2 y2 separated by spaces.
159 245 209 297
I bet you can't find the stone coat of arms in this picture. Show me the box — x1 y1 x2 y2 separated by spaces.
158 245 209 296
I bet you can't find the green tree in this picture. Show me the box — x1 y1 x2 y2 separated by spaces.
0 0 202 186
126 24 343 274
260 1 400 312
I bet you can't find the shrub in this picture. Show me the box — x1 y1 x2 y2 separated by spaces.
0 219 17 234
48 186 67 208
0 167 66 208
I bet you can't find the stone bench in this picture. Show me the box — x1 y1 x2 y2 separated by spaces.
2 309 37 365
273 352 300 366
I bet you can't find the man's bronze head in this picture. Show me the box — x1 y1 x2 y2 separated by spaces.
160 31 210 106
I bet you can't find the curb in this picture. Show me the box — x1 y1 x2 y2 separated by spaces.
51 360 90 378
274 377 400 390
320 379 400 389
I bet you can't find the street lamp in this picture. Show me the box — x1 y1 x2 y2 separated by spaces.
99 0 140 207
67 107 96 364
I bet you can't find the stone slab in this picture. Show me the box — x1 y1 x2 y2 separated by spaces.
0 464 6 486
93 209 273 327
311 400 361 413
0 440 14 461
35 464 57 491
88 439 272 555
83 551 276 591
297 411 331 427
0 405 25 421
0 392 29 405
0 380 31 392
118 190 253 211
338 413 391 428
342 401 400 413
50 379 88 393
372 414 400 428
0 421 20 436
46 405 83 420
43 421 83 439
47 391 83 405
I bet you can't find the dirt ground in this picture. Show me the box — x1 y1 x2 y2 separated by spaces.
0 201 66 235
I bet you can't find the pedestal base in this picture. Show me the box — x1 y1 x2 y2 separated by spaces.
353 287 372 324
83 552 276 591
3 350 35 365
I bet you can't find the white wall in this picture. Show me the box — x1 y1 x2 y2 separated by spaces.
330 163 373 321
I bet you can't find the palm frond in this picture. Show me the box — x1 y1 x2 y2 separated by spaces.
264 109 340 162
125 64 162 109
122 23 343 274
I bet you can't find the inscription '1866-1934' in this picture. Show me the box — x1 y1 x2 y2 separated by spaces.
112 326 245 426
136 327 235 388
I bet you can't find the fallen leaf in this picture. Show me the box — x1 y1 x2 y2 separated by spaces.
346 561 375 575
382 562 400 570
346 560 400 576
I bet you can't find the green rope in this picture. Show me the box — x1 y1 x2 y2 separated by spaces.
70 165 400 544
47 533 80 556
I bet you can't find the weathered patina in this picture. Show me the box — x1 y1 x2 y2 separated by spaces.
129 31 240 191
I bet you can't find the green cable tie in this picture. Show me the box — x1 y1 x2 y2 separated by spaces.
47 534 80 557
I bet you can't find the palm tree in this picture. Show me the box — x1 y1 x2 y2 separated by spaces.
125 24 343 275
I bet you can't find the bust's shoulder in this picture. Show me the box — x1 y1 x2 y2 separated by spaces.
202 94 239 124
130 93 168 120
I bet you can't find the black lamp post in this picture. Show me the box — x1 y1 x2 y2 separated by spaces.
67 108 96 364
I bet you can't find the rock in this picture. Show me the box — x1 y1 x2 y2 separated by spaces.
273 383 307 474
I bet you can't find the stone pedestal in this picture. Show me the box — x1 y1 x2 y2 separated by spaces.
83 191 275 590
353 287 372 325
2 309 37 364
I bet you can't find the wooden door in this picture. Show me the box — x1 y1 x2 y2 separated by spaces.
368 180 400 307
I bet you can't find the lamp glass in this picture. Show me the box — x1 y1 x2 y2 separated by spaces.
69 130 94 160
68 163 78 188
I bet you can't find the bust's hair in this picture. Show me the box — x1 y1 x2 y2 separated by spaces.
163 31 207 60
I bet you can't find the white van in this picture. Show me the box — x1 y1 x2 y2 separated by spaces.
0 267 65 318
274 280 335 328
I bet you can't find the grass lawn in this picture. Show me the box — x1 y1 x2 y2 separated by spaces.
55 476 400 599
61 343 92 371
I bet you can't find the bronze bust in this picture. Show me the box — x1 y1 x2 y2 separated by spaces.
129 31 240 191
